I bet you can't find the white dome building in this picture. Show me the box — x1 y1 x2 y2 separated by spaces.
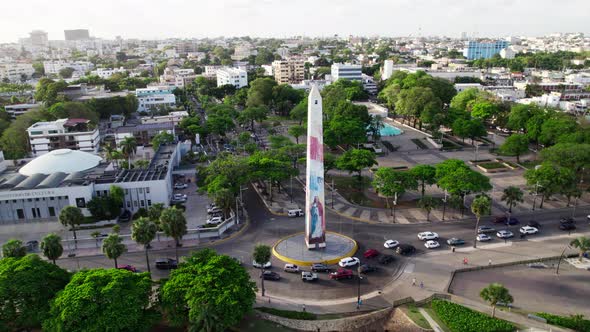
19 149 102 176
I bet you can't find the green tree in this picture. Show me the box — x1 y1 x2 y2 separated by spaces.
40 233 63 264
238 106 268 129
160 206 187 262
452 118 487 144
43 269 157 332
539 116 578 147
395 86 442 128
372 167 417 218
436 160 492 200
524 162 576 209
450 88 480 111
410 164 437 198
501 186 524 213
147 202 166 223
151 131 174 150
288 124 305 144
471 195 492 248
120 136 138 169
324 116 367 148
246 77 277 108
570 236 590 262
479 283 514 318
253 244 271 297
499 134 529 163
87 196 121 221
131 217 158 273
58 206 84 245
470 101 500 122
290 100 307 125
110 184 125 211
0 255 70 331
159 249 256 331
102 233 127 268
248 151 296 202
2 239 26 258
418 196 439 221
336 148 378 182
540 143 590 175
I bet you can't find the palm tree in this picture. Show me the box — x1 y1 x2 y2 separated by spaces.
40 233 63 264
111 150 124 169
190 303 222 332
102 233 127 268
480 283 513 318
119 136 137 169
131 217 157 273
160 206 187 262
418 196 439 221
253 244 271 297
58 206 84 248
471 195 491 248
104 144 115 164
501 186 524 213
570 236 590 262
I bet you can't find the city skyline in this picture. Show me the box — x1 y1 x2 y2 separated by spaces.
1 0 589 43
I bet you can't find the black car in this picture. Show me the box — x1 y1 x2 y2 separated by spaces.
25 240 39 252
527 220 541 228
311 263 330 272
155 258 178 270
447 238 466 246
559 223 576 231
261 271 281 281
560 217 575 224
119 210 132 222
378 254 395 265
396 244 416 255
359 264 378 274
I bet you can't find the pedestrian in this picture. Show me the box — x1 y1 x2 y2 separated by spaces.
302 304 306 312
488 259 492 266
412 278 416 286
463 257 468 265
420 281 424 289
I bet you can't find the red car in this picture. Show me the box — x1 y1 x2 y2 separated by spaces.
363 249 380 259
329 268 353 280
117 265 137 273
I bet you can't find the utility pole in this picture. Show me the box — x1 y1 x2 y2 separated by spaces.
442 190 448 221
532 182 540 211
356 266 362 309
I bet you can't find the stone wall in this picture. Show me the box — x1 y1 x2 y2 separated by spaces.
382 308 432 332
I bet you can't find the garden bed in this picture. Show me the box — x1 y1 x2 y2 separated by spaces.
440 139 463 151
536 312 590 331
411 138 429 150
431 299 515 332
477 162 509 173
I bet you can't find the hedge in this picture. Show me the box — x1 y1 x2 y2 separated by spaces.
537 312 590 332
256 307 317 320
431 299 515 332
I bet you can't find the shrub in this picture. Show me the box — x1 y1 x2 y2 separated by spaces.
431 299 515 332
537 313 590 332
257 307 316 320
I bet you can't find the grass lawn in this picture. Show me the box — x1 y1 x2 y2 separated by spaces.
422 307 451 332
402 305 432 329
520 159 541 169
478 162 507 170
332 175 375 207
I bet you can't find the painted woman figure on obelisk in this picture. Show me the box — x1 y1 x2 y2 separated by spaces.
305 85 326 249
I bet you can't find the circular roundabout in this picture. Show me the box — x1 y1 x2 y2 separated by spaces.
272 231 358 266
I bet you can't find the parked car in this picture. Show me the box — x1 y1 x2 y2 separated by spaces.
447 238 465 246
363 249 380 259
496 230 514 239
25 240 39 252
527 220 541 228
519 226 539 235
261 271 281 281
311 263 330 272
560 217 575 224
284 264 300 273
417 232 439 240
118 210 132 222
476 234 492 242
301 271 318 281
359 264 378 274
338 257 360 268
155 258 178 270
383 239 400 249
118 265 137 272
329 268 354 280
477 226 495 234
424 240 440 249
378 254 395 265
174 183 188 189
206 216 223 224
252 260 272 269
559 223 576 231
173 193 187 200
506 217 520 225
207 206 222 214
287 209 304 217
396 244 416 255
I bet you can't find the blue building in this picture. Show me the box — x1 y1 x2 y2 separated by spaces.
463 40 509 60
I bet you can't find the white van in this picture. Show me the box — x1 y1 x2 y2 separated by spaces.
287 209 304 217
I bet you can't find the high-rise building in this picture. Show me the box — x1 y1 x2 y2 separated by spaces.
272 59 305 84
29 30 48 47
463 40 509 60
64 29 90 41
216 67 248 88
331 63 362 81
381 60 395 80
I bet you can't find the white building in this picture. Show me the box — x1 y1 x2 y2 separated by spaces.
4 103 41 119
160 67 196 88
135 86 177 114
331 63 362 81
43 60 93 75
381 59 395 80
362 74 378 94
454 83 484 92
216 67 248 88
0 63 35 82
140 111 189 125
27 118 100 157
204 65 223 78
90 67 127 79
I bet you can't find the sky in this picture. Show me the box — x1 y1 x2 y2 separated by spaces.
1 0 588 43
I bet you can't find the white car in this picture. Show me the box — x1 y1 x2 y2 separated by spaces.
417 232 439 241
519 226 539 235
384 240 400 249
477 234 492 242
173 193 187 200
207 207 222 214
206 216 223 224
174 183 188 189
496 230 514 239
252 260 271 269
284 264 300 273
338 257 360 268
424 240 440 249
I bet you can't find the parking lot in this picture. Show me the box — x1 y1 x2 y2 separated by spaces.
172 173 212 228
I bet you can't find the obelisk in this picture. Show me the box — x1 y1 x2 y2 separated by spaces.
305 85 326 249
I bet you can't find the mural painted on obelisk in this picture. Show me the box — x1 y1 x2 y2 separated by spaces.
305 86 326 248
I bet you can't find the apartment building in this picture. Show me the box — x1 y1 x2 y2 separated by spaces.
135 86 177 113
43 60 93 75
463 40 509 60
272 59 305 84
0 63 35 82
90 67 127 79
331 63 362 81
4 103 41 119
160 67 196 88
140 111 189 125
27 118 100 157
216 67 248 88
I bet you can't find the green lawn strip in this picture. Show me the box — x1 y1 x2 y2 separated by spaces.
536 312 590 332
431 299 515 332
520 160 541 169
401 305 432 329
422 307 451 332
411 138 429 150
478 162 508 170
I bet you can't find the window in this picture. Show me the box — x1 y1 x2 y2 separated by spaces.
138 188 143 194
147 200 152 206
134 201 138 207
30 131 43 135
48 130 58 134
48 207 56 217
127 202 131 208
96 191 101 196
50 197 55 201
27 199 32 202
140 200 145 207
146 187 150 193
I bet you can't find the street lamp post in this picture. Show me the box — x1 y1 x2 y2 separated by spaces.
290 175 293 203
556 244 572 275
474 144 479 163
357 266 363 309
532 182 542 211
442 190 448 221
392 192 398 223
